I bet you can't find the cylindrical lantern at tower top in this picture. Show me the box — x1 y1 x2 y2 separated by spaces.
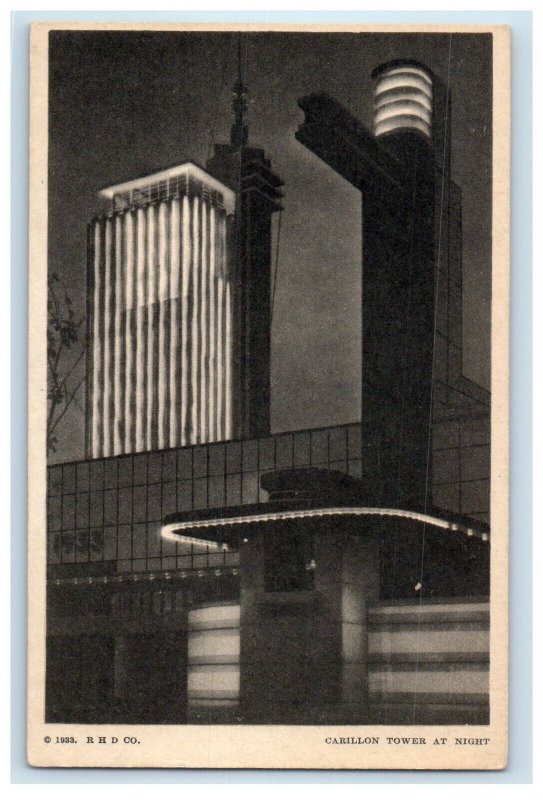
187 602 240 721
372 60 433 140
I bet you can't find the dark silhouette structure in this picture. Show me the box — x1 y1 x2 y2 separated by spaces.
207 59 283 439
295 60 464 512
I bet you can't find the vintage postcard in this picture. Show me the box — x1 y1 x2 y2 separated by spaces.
27 22 510 769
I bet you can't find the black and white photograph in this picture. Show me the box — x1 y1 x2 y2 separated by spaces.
28 22 510 769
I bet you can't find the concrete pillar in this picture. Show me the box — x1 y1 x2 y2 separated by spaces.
340 532 380 721
113 635 129 702
238 523 380 724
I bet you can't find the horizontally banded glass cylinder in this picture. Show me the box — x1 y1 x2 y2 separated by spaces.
187 603 240 718
374 64 433 139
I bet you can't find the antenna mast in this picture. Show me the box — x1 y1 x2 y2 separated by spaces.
230 34 248 149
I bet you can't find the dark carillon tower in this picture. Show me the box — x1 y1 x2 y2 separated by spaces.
362 60 454 510
296 59 454 511
206 55 283 440
362 60 441 510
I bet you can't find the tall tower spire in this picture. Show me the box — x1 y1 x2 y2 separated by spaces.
230 35 248 148
206 33 283 440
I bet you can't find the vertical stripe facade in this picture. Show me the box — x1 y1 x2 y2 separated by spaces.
88 191 233 458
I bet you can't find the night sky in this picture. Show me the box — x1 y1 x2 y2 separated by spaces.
48 30 492 464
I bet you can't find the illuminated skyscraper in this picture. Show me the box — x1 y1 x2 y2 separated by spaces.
86 66 282 458
86 163 236 458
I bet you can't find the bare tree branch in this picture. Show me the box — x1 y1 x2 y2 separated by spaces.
49 373 86 438
47 273 86 454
